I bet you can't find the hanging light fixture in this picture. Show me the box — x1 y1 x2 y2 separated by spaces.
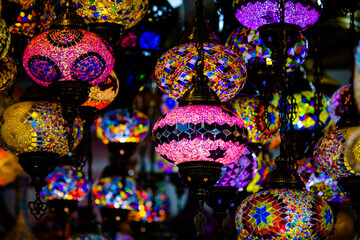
329 84 353 123
0 17 11 61
0 101 83 219
0 54 17 93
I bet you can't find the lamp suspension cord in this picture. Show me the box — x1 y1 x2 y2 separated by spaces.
195 0 205 77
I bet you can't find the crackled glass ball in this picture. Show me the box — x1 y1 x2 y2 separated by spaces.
76 0 148 29
95 109 149 144
214 147 257 192
92 176 139 210
226 27 308 73
41 165 90 201
155 42 247 102
0 148 22 186
232 96 280 144
329 84 352 123
82 71 119 110
23 29 114 87
0 18 11 60
236 189 334 239
233 0 323 30
0 55 17 92
152 105 248 166
314 126 360 180
0 101 83 156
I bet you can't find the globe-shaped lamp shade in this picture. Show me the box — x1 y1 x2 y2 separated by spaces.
23 29 114 87
95 109 149 144
68 233 106 240
40 165 90 201
152 105 248 166
82 71 119 111
233 0 323 30
226 26 308 73
0 101 83 156
214 147 257 191
155 42 247 102
9 0 55 37
306 173 347 203
272 91 331 131
0 18 11 60
160 94 178 115
314 126 360 180
328 84 352 123
76 0 148 29
0 55 17 92
232 96 280 144
129 190 169 223
0 148 22 186
92 176 139 210
236 189 334 239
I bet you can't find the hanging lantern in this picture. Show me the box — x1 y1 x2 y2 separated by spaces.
0 18 10 61
231 95 280 144
0 148 22 186
0 55 17 92
155 42 247 102
329 84 353 123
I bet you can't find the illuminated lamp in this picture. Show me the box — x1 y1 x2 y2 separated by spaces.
0 101 83 219
0 18 10 61
329 84 352 123
0 55 17 93
0 148 22 186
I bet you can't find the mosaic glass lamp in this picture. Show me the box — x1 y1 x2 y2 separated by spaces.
0 55 17 92
329 84 353 123
155 42 247 102
0 101 83 219
231 95 280 144
0 18 11 61
0 148 22 186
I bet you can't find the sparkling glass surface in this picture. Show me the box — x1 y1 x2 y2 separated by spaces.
328 84 352 123
23 29 114 87
236 189 334 239
226 26 308 73
233 0 323 30
95 109 149 144
232 96 280 144
82 71 119 110
0 18 11 60
152 105 248 166
41 165 90 201
0 101 83 156
0 55 17 92
76 0 148 29
214 147 257 191
155 42 247 102
92 176 139 210
314 126 360 180
0 148 22 186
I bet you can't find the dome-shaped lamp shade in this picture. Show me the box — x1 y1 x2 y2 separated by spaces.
40 165 90 201
328 84 352 123
82 71 119 111
306 173 347 203
92 176 139 210
9 0 55 37
95 109 149 144
232 96 280 144
0 18 11 60
314 127 360 180
76 0 148 29
272 91 331 131
155 42 247 102
0 55 17 92
0 101 83 156
152 105 248 166
23 29 115 87
214 147 257 191
236 189 334 239
0 148 22 186
233 0 323 30
226 26 308 73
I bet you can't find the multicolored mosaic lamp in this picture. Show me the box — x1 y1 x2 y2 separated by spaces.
0 148 22 186
0 55 17 92
329 84 353 123
0 18 11 61
231 95 280 144
0 101 83 219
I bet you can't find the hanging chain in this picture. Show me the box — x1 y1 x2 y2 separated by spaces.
195 0 205 77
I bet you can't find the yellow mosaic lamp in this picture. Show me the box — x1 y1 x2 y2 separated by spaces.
0 147 22 186
0 18 11 60
0 54 17 92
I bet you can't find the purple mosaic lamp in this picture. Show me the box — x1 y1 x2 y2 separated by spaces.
329 84 353 123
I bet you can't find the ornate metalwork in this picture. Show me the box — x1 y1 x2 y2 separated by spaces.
28 193 48 220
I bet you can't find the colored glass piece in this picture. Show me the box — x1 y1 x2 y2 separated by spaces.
23 29 114 87
233 0 323 30
92 176 139 210
152 105 248 166
155 42 247 102
95 109 149 144
0 55 17 92
76 0 148 29
82 71 119 110
41 165 90 201
0 18 11 61
328 84 352 123
0 148 22 186
0 101 83 156
236 189 334 239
